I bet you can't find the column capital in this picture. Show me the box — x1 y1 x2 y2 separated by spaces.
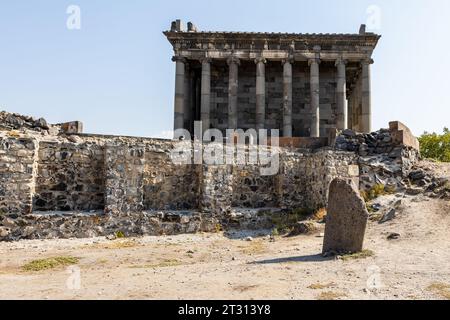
361 58 374 65
172 56 187 63
227 56 240 66
335 57 348 67
200 57 212 64
308 58 321 66
254 57 267 64
282 56 294 65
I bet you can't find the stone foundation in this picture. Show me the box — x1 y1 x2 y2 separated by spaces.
0 112 420 241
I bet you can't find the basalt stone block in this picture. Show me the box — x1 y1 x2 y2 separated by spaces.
323 178 369 254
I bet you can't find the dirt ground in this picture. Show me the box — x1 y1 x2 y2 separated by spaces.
0 163 449 300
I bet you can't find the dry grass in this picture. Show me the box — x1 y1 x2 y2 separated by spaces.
341 250 375 261
92 240 140 250
23 256 79 272
308 282 336 290
316 291 347 300
239 241 267 255
427 282 450 300
361 184 387 202
369 213 383 222
312 208 327 222
7 130 20 138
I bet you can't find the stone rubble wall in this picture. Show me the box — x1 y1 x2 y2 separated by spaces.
335 124 420 191
0 116 421 240
143 149 200 211
34 141 105 212
0 135 38 215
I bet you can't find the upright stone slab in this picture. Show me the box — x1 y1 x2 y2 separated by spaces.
323 178 368 254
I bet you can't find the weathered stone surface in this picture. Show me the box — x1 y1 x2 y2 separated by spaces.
389 121 420 151
335 124 421 193
323 178 369 254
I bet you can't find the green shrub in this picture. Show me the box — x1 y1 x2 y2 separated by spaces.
419 128 450 162
115 231 125 239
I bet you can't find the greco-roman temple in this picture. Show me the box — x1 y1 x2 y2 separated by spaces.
164 20 380 139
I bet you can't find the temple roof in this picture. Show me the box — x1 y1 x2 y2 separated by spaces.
164 21 381 56
164 29 381 48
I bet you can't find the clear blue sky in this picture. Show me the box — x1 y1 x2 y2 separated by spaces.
0 0 449 137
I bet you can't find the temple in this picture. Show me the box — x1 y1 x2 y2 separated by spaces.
164 20 380 138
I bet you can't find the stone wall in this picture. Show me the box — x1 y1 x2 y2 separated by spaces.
278 149 359 210
232 164 278 208
0 118 422 241
335 126 420 191
104 144 145 214
143 150 200 211
0 136 37 215
34 141 105 212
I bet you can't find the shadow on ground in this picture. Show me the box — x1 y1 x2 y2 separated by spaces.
224 229 273 240
251 254 333 264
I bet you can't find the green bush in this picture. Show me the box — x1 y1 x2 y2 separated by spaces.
419 128 450 162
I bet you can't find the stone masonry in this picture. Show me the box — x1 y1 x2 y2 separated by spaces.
0 110 421 241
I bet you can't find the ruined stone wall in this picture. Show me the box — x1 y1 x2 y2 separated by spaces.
104 144 145 214
304 150 359 209
103 140 202 213
277 149 359 210
0 136 37 215
199 163 233 215
143 150 200 211
231 164 278 208
203 147 358 212
34 141 105 212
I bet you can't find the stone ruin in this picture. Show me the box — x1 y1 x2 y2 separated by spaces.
0 110 423 241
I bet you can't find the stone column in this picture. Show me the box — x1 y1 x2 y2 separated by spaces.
336 58 348 130
309 58 321 137
227 56 240 129
255 57 267 131
172 56 186 131
282 58 293 137
184 63 192 132
361 59 373 133
200 57 211 133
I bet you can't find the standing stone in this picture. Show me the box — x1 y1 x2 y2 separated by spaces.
323 178 369 254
